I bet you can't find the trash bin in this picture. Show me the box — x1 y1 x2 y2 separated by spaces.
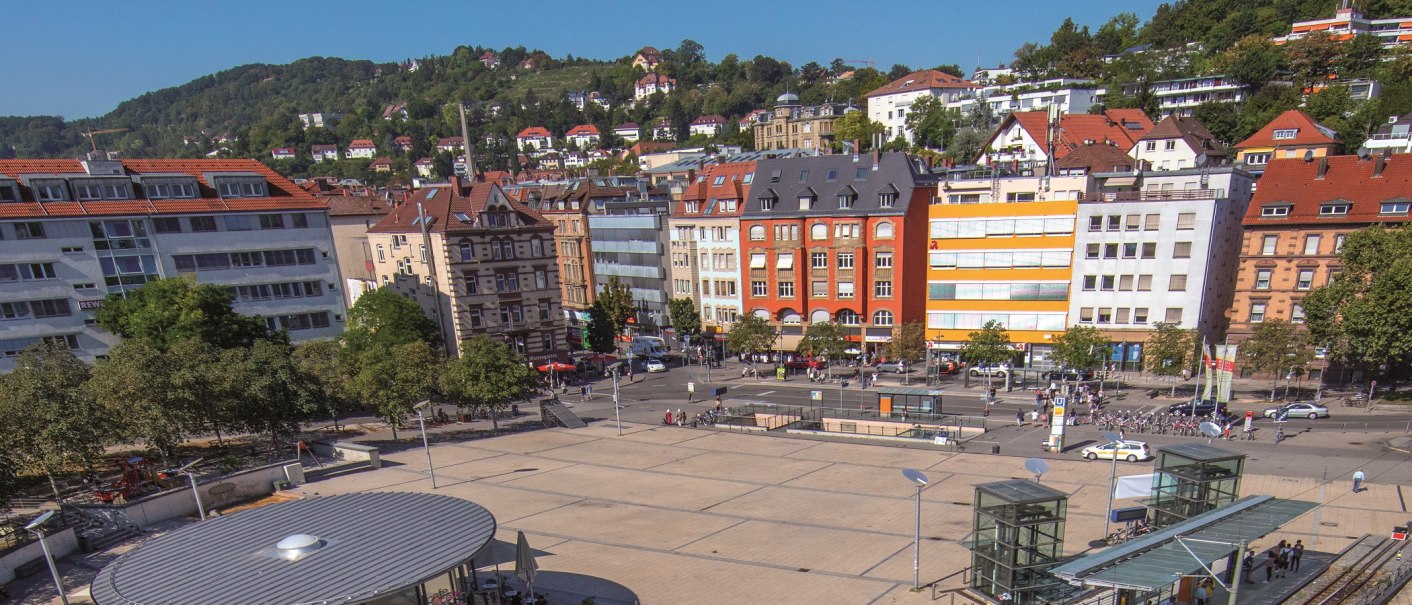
991 445 1001 454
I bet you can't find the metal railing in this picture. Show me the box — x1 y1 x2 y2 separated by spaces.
1081 189 1226 202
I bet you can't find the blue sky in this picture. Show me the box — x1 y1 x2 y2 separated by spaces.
4 0 1168 119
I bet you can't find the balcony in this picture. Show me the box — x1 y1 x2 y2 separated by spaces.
593 240 662 254
594 263 664 279
1082 188 1225 202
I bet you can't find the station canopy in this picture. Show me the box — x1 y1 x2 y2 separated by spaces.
1050 495 1316 591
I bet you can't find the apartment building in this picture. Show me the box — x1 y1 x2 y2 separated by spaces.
866 70 979 144
1274 3 1412 48
978 109 1152 167
590 196 673 334
945 78 1103 117
1233 110 1339 173
1363 114 1412 154
668 161 753 338
1128 114 1227 172
1121 76 1250 117
1229 153 1412 371
741 152 935 354
326 195 392 308
1071 168 1254 369
926 166 1084 368
0 155 346 370
366 177 565 362
752 93 852 152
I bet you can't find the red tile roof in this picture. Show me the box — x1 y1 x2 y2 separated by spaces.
0 158 323 218
1055 143 1136 173
636 74 675 88
865 69 978 98
1000 109 1153 159
349 139 377 149
326 194 393 217
1139 114 1227 159
629 141 675 156
1245 153 1412 226
566 124 600 136
517 127 552 139
369 180 548 234
1235 109 1338 149
691 115 727 126
676 162 755 217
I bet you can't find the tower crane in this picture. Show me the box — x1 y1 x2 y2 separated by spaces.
81 128 128 151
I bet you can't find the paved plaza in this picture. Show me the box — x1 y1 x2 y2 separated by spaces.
285 420 1407 605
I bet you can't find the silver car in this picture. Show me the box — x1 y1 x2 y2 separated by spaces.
875 360 911 373
1262 401 1330 420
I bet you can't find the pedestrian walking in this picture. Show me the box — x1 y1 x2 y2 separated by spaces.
580 385 587 402
1292 540 1304 572
1016 410 1025 428
1277 541 1291 578
1353 469 1366 493
1264 550 1276 583
586 384 593 401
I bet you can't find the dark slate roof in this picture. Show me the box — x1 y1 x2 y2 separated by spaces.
91 492 496 605
976 479 1068 504
741 152 934 219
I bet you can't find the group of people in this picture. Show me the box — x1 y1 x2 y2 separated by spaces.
1240 540 1305 586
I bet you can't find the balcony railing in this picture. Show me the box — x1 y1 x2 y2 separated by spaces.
1082 188 1225 202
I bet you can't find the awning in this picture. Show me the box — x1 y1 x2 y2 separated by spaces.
1050 495 1317 591
1104 176 1138 187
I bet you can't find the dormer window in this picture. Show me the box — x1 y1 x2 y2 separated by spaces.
30 179 69 202
712 176 725 186
1381 199 1411 215
1319 203 1350 216
1273 129 1298 140
837 193 854 209
684 201 700 213
798 188 816 210
210 174 269 198
142 176 200 199
878 185 899 208
759 193 777 211
73 179 132 201
1261 205 1291 217
0 181 17 203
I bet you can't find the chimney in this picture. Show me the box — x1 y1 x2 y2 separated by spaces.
1374 149 1389 177
1316 157 1328 179
450 175 463 195
873 147 881 170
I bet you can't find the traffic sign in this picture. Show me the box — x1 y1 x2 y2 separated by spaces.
810 390 823 401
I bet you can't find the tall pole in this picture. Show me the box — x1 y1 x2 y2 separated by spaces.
1103 437 1119 538
35 529 68 605
186 472 207 521
613 368 622 436
913 482 923 591
1227 541 1246 605
415 409 438 488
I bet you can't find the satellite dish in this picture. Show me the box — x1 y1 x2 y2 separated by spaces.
902 468 929 487
1025 458 1050 483
1200 421 1222 443
1303 150 1315 162
1101 431 1123 444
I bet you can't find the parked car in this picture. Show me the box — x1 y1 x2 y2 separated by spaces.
968 363 1011 377
1080 440 1153 463
1262 401 1329 420
934 360 961 375
1042 367 1094 381
644 359 668 373
875 360 912 373
1167 399 1228 417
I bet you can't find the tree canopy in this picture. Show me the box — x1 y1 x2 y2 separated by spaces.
1050 325 1113 372
94 277 272 350
440 335 539 430
1304 224 1412 379
342 288 442 354
667 297 701 339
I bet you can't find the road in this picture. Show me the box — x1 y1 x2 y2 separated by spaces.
555 358 1412 489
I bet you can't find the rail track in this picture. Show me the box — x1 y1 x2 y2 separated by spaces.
1287 535 1404 605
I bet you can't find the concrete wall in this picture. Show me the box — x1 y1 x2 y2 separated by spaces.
0 526 78 585
95 461 297 529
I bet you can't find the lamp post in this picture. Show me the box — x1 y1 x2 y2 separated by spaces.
612 365 622 436
413 400 438 489
24 511 68 605
177 457 207 521
1100 430 1122 539
902 468 929 591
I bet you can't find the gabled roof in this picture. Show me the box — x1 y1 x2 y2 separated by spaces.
635 46 662 60
994 109 1153 160
369 180 548 234
741 152 934 218
326 194 392 217
865 69 978 98
394 136 412 144
636 73 675 87
414 157 433 165
1235 109 1338 149
615 122 640 131
1056 143 1137 173
436 136 463 146
691 115 727 126
311 144 338 153
566 124 600 136
348 139 377 149
740 109 769 125
517 127 552 139
370 157 392 166
1140 114 1226 158
1245 153 1412 225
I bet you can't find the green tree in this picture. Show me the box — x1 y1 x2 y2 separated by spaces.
1213 35 1285 91
903 96 956 150
167 339 240 447
348 340 443 440
292 339 356 431
87 339 192 458
585 301 618 354
225 340 320 444
1144 322 1198 396
94 276 271 350
1240 318 1314 402
959 320 1013 389
1050 325 1113 374
832 111 886 151
597 277 636 335
667 297 701 339
441 335 539 430
0 341 110 498
726 314 778 378
1286 31 1345 89
1303 225 1412 379
342 287 442 355
797 321 848 375
885 322 927 362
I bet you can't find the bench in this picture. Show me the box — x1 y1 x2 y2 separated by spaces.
13 556 48 578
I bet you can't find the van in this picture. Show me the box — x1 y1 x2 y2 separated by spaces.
629 339 666 359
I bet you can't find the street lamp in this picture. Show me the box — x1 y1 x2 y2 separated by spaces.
902 468 929 591
412 400 437 489
24 511 68 605
176 457 207 521
1100 430 1122 540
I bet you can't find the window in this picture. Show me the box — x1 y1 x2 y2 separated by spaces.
1100 275 1116 291
749 253 766 269
1082 275 1097 291
215 178 268 198
1173 242 1192 258
1273 128 1298 140
1249 303 1266 323
837 309 858 325
1107 215 1121 231
749 225 766 240
1085 244 1100 259
778 281 795 297
258 214 286 229
1381 201 1411 215
1088 216 1104 232
874 280 893 297
33 181 67 201
1140 242 1156 259
1122 243 1138 258
1177 213 1196 230
1164 140 1177 151
834 223 860 238
797 170 810 183
468 308 483 328
530 238 544 257
1137 275 1153 291
1291 304 1306 323
874 251 893 269
1125 214 1140 231
1244 152 1271 165
1165 308 1183 323
1097 308 1112 324
1134 308 1150 324
1103 244 1119 259
769 169 781 183
534 270 547 290
1335 234 1346 253
1255 269 1272 290
495 272 520 293
811 281 829 297
810 251 828 269
837 193 854 209
837 252 854 269
855 167 868 180
30 299 72 318
1261 235 1278 256
810 223 828 240
1297 269 1314 290
838 281 855 298
1079 308 1094 323
14 222 45 239
798 195 814 210
1144 214 1160 231
463 273 479 294
152 217 183 233
879 192 896 207
751 281 768 297
874 222 894 239
1319 204 1350 216
1261 205 1291 217
1303 235 1321 255
188 216 217 232
1119 275 1134 290
873 310 894 326
1170 274 1188 291
774 225 799 240
1145 141 1157 151
776 253 795 270
759 195 776 211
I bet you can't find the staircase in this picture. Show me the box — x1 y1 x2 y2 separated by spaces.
61 504 143 552
540 399 587 428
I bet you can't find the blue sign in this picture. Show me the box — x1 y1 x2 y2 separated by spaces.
710 387 728 397
1111 506 1148 523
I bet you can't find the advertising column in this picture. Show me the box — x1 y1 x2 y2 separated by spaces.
1050 396 1067 452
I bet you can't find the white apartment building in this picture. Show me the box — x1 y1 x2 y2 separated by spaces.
0 155 347 370
1123 76 1250 117
866 69 979 144
1068 168 1254 363
1274 4 1412 49
1362 114 1412 154
667 162 753 336
946 79 1103 117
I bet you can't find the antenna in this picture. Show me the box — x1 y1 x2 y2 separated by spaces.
1025 458 1050 483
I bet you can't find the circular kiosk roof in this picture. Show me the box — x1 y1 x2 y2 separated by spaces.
91 492 496 605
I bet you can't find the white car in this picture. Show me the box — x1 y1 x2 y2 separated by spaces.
1080 440 1153 463
644 359 668 373
1262 401 1329 420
